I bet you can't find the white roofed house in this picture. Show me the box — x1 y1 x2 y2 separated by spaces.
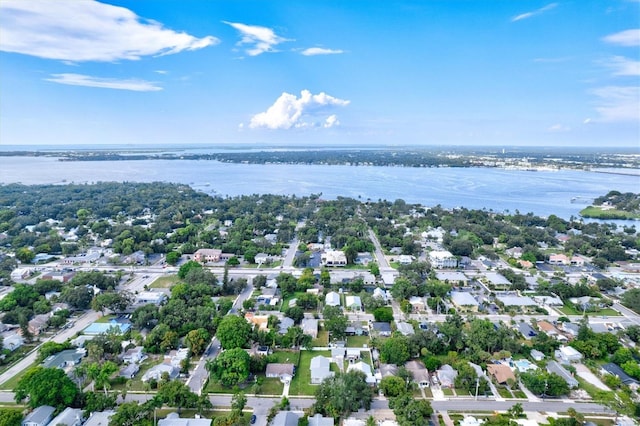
301 318 319 338
450 291 479 312
408 296 426 312
310 355 334 384
345 295 362 311
429 250 457 269
134 291 167 306
555 346 583 364
49 407 84 426
325 291 341 307
321 250 347 267
347 361 376 385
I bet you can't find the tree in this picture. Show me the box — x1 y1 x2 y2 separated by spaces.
389 393 433 426
314 370 373 418
323 305 348 340
185 328 211 356
91 291 133 314
206 348 250 387
61 285 94 310
379 375 407 398
14 366 80 410
0 409 22 426
373 307 394 322
216 315 252 350
165 251 180 266
284 306 304 324
379 336 411 365
622 288 640 314
86 361 119 395
16 247 35 264
231 391 247 415
157 380 199 413
178 260 202 279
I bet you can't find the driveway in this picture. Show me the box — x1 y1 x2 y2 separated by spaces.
575 363 610 391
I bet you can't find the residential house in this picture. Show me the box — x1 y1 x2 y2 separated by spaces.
516 323 538 340
530 349 545 362
485 273 511 288
28 314 51 336
120 346 146 364
193 248 222 263
435 271 469 286
450 291 479 312
537 320 559 337
272 412 300 426
408 296 426 312
546 361 578 389
42 348 86 369
70 335 95 348
266 363 295 382
345 295 362 311
119 363 140 379
310 356 334 384
532 295 563 307
345 322 366 336
371 322 392 337
429 250 457 269
555 346 583 364
496 294 537 308
396 322 415 336
308 414 335 426
49 407 84 426
378 364 399 379
321 250 347 267
158 413 211 426
10 267 30 281
505 247 523 259
254 253 272 265
549 254 570 265
397 255 413 265
278 317 295 335
486 364 516 385
355 253 373 265
405 360 430 388
142 363 179 382
325 291 341 307
372 287 389 302
22 406 55 426
244 313 269 331
82 411 115 426
41 271 74 283
3 333 24 351
301 318 318 338
560 322 580 338
347 361 376 385
601 363 640 389
437 364 458 388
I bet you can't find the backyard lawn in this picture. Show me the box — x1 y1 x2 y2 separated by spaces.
149 275 179 288
288 350 331 396
346 335 370 348
312 330 329 347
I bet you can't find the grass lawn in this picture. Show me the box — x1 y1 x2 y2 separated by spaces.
513 390 527 399
256 377 284 396
268 350 300 365
423 387 433 398
312 330 329 347
288 350 331 396
0 362 37 390
496 387 512 398
579 206 640 220
346 335 370 348
280 292 307 312
442 388 454 396
558 305 621 317
149 275 179 288
95 314 117 323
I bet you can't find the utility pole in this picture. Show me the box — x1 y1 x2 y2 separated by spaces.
475 376 480 400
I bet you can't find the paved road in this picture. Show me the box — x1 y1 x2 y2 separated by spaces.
282 238 299 269
187 281 254 395
368 230 391 269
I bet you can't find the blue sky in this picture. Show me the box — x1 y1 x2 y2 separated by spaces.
0 0 638 147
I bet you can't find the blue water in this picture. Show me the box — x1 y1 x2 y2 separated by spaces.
1 155 638 220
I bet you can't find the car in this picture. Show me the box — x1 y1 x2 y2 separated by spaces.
250 414 257 424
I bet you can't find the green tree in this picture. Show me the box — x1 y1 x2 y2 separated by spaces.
157 380 199 413
379 375 407 398
389 392 433 426
165 251 181 266
379 336 411 365
91 291 133 314
16 247 35 264
622 288 640 314
323 305 348 340
178 260 202 279
231 391 247 415
86 361 119 395
206 348 251 387
216 315 252 350
0 409 22 426
185 328 211 356
373 307 394 322
14 366 80 410
314 370 373 418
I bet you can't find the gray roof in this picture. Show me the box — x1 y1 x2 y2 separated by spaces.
278 317 295 334
42 349 85 368
272 411 300 426
602 363 640 385
82 411 115 426
496 295 537 306
49 407 84 426
308 413 335 426
23 406 55 425
450 291 478 306
372 322 392 332
517 323 537 339
546 361 578 388
158 412 212 426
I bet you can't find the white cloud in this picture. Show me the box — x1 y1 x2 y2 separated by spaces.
602 29 640 47
604 56 640 76
249 90 350 130
301 47 344 56
0 0 218 62
46 73 162 91
512 3 557 22
548 124 571 132
224 21 289 56
590 86 640 122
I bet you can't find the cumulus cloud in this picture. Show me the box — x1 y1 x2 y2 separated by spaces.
224 21 289 56
0 0 218 62
602 29 640 47
249 90 350 130
590 86 640 122
512 3 557 22
46 73 162 91
301 47 344 56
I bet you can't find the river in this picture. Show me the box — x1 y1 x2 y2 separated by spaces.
1 156 639 220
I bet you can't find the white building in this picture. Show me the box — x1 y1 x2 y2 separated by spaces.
429 250 457 268
321 250 347 267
